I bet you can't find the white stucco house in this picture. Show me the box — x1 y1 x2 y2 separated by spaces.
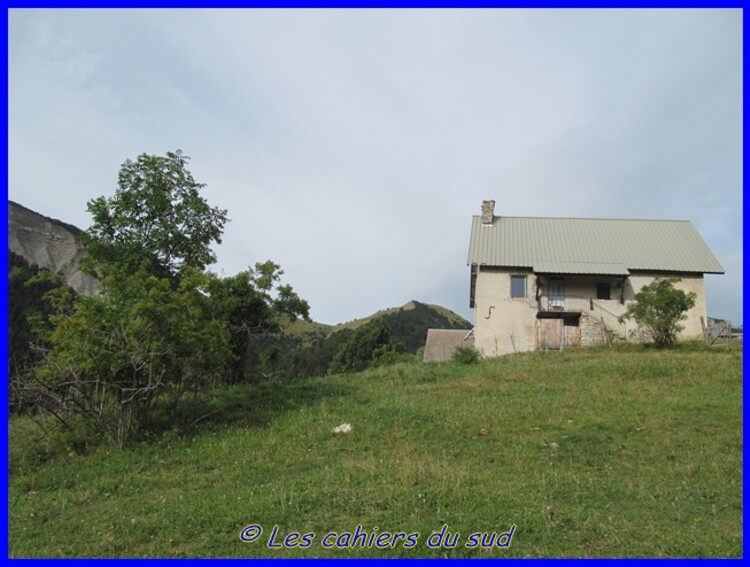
468 200 725 357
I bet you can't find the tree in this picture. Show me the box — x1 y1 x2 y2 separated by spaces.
26 265 230 448
22 150 307 448
9 253 69 386
82 150 228 279
9 255 76 414
619 277 697 348
284 328 354 379
328 320 403 375
205 261 309 383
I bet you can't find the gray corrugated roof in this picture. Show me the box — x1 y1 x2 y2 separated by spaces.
467 216 724 274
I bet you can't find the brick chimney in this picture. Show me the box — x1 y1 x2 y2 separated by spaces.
481 200 495 225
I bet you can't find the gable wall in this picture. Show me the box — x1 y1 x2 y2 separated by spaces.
473 267 537 356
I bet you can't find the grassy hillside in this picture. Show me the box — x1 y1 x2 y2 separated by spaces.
283 300 470 340
327 300 470 334
281 317 332 341
9 343 741 558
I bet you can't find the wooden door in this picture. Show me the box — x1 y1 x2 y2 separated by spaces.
563 321 581 348
540 318 563 350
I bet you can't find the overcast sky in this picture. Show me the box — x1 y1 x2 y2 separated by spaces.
8 9 743 325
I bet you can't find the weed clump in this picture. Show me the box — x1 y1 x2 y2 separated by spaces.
453 346 481 365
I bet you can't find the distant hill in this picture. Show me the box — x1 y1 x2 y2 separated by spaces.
264 301 472 379
282 317 333 341
283 300 471 345
365 300 471 352
328 300 470 334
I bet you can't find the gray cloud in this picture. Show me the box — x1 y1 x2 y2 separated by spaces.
8 9 742 325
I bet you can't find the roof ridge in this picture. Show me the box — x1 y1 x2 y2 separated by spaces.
472 214 692 223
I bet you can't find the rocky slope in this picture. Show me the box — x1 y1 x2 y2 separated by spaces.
8 201 98 296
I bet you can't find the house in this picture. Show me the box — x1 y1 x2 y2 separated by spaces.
467 200 725 356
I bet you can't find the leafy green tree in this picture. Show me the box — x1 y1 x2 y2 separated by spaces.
283 328 354 379
23 150 307 447
620 277 697 348
82 150 228 279
9 254 67 380
328 320 403 375
370 344 414 368
9 254 75 412
205 261 309 383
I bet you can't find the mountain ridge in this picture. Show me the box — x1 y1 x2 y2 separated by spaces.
8 200 471 348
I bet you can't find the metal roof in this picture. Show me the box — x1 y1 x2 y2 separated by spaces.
467 216 724 274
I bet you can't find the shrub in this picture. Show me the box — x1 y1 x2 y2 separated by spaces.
328 321 393 374
453 345 481 365
328 321 415 374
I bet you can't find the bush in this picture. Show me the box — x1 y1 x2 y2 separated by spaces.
453 346 480 365
329 321 390 374
415 346 426 361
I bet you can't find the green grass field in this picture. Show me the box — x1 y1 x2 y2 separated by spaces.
9 343 742 558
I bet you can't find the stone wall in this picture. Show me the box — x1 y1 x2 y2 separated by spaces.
580 313 610 347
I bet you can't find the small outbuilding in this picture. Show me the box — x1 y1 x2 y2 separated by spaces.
423 328 474 362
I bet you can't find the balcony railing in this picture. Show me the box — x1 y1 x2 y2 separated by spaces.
541 294 591 313
540 294 626 339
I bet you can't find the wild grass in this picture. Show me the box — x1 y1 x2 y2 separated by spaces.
9 342 742 558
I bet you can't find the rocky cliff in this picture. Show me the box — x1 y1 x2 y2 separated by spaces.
8 201 98 296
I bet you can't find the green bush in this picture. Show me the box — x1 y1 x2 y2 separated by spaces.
452 345 480 364
415 346 426 361
328 321 411 374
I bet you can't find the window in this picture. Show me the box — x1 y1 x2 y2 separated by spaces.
596 283 611 300
511 275 526 298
